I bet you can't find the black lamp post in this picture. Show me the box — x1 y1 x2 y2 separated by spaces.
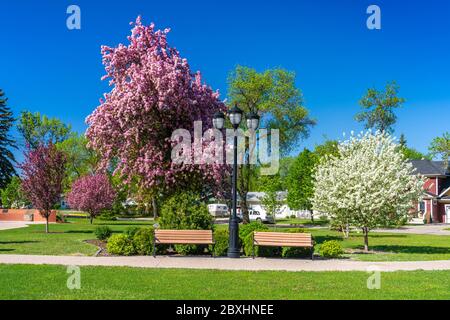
213 104 260 258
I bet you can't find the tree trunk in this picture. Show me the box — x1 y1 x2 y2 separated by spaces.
152 196 158 219
310 210 314 223
239 191 250 224
363 227 369 251
45 215 49 233
90 215 94 224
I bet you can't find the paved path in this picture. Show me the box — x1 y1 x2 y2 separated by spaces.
0 222 28 231
373 224 450 236
1 254 450 272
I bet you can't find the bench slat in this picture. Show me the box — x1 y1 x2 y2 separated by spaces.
154 229 214 245
253 231 312 248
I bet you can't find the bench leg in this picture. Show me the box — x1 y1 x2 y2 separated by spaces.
311 247 314 260
212 244 215 258
153 242 156 258
252 244 255 259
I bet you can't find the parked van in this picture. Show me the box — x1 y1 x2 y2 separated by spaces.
208 204 229 217
237 209 275 224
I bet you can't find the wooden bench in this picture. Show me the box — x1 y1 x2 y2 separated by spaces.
252 231 314 259
153 229 215 257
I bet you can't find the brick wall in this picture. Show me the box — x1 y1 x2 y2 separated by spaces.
0 209 57 222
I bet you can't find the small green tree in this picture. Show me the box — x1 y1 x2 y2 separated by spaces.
1 177 29 208
0 89 16 190
17 111 71 149
355 81 405 133
259 175 283 221
398 133 430 160
429 132 450 166
286 149 317 221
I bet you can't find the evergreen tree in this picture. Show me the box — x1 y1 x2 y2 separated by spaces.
0 89 16 190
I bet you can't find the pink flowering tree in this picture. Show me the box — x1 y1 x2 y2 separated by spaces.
86 17 226 209
67 174 116 224
20 144 66 233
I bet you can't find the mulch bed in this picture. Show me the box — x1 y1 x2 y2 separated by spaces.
84 239 108 256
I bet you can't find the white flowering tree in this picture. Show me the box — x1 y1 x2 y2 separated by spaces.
312 131 423 251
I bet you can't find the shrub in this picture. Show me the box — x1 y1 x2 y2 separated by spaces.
319 240 343 258
124 226 140 238
132 227 154 255
210 229 228 256
94 226 113 241
107 234 135 256
290 214 296 219
160 192 213 255
281 229 314 258
239 221 276 257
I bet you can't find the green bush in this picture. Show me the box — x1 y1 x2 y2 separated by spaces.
107 234 136 256
239 222 276 257
210 229 229 257
281 229 314 258
319 240 343 258
94 226 113 241
160 192 213 255
132 228 154 255
239 221 268 242
124 226 140 238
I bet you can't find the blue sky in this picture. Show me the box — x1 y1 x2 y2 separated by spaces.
1 0 449 158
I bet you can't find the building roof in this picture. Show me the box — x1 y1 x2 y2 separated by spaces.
410 160 448 176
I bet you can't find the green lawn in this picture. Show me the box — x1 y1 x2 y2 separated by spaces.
1 219 450 261
0 218 154 256
1 264 449 299
275 218 329 226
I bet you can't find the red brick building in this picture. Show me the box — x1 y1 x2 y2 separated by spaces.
411 160 450 223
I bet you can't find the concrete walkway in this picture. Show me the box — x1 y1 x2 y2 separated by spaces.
1 254 450 272
0 222 28 231
373 224 450 236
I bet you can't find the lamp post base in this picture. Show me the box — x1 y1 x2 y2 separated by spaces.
227 217 240 258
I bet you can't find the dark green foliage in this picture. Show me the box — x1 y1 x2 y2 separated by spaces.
133 228 154 255
355 81 405 133
17 111 71 149
107 234 136 256
210 229 229 257
124 226 140 238
319 240 344 258
94 226 112 241
160 192 213 255
286 148 317 211
0 89 16 190
281 229 313 258
0 176 29 208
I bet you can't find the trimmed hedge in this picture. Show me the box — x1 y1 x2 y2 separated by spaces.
210 229 229 257
133 227 154 255
319 240 343 258
107 234 136 256
94 226 112 241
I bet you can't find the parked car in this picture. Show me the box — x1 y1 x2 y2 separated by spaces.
237 209 275 224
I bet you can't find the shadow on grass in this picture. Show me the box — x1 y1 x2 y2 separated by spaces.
0 240 39 244
64 230 94 234
0 248 15 252
357 245 450 255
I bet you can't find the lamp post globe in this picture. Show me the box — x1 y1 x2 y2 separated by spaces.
246 111 260 131
212 111 225 130
228 104 243 128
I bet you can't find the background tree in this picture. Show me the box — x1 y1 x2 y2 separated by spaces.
355 81 405 133
429 132 450 166
0 176 29 209
286 149 317 221
56 132 98 191
17 111 71 149
312 131 423 251
259 174 283 221
227 65 315 222
0 89 16 190
20 144 66 233
398 133 430 160
67 174 116 224
86 17 226 213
